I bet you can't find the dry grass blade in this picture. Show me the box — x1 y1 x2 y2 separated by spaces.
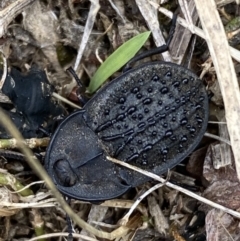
119 181 167 226
0 51 7 89
193 0 240 180
107 0 126 23
28 232 100 241
204 132 231 145
52 92 81 109
74 0 100 71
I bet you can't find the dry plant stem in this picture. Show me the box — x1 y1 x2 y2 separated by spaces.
1 198 58 209
74 0 100 71
208 121 227 124
10 180 44 194
29 232 100 241
193 1 240 179
0 110 141 240
107 156 240 219
149 1 240 62
0 172 33 196
95 47 103 63
52 92 81 109
119 181 167 226
107 0 126 23
0 137 49 149
0 0 36 37
0 51 7 89
204 132 231 145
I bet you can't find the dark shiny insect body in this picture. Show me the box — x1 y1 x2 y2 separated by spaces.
45 15 209 201
45 61 208 201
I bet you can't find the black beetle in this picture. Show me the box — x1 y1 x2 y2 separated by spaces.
45 15 209 202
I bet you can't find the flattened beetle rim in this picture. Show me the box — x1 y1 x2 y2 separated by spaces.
44 109 86 170
44 110 86 193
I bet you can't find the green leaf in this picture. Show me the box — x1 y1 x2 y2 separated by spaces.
88 31 151 93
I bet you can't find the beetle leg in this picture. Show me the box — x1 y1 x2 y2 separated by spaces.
66 67 89 106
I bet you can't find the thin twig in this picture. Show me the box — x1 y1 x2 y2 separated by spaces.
204 132 231 145
0 137 50 149
0 51 7 89
74 0 100 71
29 232 100 241
119 181 168 226
52 92 81 109
107 156 240 219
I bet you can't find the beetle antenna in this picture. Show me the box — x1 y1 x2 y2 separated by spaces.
123 13 178 72
66 67 84 88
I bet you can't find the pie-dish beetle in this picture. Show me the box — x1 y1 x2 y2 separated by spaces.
44 15 209 201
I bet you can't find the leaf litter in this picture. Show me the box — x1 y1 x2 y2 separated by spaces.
0 0 240 240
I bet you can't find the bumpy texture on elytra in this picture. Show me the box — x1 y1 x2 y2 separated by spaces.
45 62 208 201
84 62 208 186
